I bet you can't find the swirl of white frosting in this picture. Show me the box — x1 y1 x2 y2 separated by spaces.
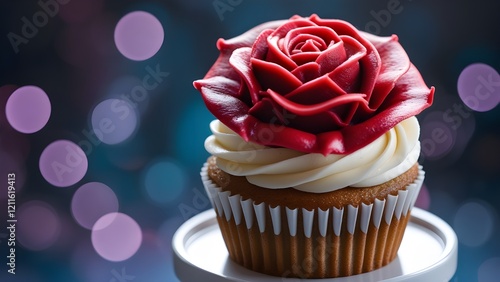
205 117 421 193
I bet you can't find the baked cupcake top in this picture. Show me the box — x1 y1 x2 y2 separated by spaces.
195 14 433 192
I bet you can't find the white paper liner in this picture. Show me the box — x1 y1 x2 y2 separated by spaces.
201 164 425 238
286 208 297 236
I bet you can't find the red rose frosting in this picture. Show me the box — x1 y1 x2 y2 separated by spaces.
194 14 434 155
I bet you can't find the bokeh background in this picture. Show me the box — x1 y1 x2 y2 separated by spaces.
0 0 499 281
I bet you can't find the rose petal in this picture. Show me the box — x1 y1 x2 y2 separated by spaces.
285 26 340 53
248 64 433 155
269 19 317 39
266 88 368 116
307 15 364 43
251 29 275 60
285 75 346 104
249 96 310 128
328 64 361 93
248 98 280 124
288 25 341 43
358 49 381 96
286 111 346 133
229 47 262 104
287 74 361 127
297 39 323 52
316 41 347 75
198 76 324 152
291 62 321 83
195 19 286 88
266 35 297 70
197 76 251 136
376 64 435 119
362 33 411 109
221 19 287 52
318 64 434 155
283 27 339 66
309 15 381 98
290 51 323 66
251 58 303 94
246 120 319 152
326 36 366 92
341 35 368 58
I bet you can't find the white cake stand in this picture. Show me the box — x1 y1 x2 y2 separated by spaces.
173 208 457 282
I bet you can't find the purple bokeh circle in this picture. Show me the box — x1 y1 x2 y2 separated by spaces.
5 85 51 134
39 140 88 187
91 212 142 262
457 63 500 112
71 182 119 229
114 11 164 61
91 98 138 145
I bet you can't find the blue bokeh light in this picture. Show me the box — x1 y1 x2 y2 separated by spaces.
142 158 187 204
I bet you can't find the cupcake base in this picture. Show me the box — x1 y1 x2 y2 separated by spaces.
201 158 424 278
216 209 411 278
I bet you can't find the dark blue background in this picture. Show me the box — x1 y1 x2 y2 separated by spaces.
1 0 499 281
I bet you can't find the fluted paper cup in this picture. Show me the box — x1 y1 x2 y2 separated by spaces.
201 163 425 278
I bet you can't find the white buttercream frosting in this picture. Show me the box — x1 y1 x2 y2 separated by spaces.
205 117 421 193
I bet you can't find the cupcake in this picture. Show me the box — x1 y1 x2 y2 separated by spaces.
194 14 434 278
